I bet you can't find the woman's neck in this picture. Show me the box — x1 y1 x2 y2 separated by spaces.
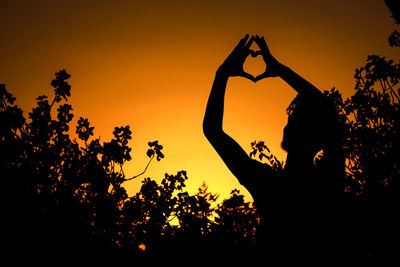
284 149 314 176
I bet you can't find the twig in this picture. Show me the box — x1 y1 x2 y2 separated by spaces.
385 78 400 103
125 154 154 181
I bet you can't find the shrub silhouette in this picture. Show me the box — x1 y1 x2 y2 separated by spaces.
326 35 399 264
1 71 260 262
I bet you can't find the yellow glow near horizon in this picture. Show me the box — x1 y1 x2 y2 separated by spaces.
1 0 398 202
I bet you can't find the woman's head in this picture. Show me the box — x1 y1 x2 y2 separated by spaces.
281 93 341 157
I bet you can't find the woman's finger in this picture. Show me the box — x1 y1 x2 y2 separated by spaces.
254 72 270 82
237 34 250 49
244 36 254 50
240 71 257 82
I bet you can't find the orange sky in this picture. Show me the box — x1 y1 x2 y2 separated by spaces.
1 0 398 201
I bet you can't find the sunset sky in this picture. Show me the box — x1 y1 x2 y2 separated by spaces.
1 0 398 201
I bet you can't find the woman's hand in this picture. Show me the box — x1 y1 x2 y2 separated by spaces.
253 35 282 81
218 34 256 81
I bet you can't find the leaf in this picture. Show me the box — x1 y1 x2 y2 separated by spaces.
147 149 154 158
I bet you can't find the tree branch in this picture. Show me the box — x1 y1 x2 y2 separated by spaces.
385 78 400 103
124 154 154 181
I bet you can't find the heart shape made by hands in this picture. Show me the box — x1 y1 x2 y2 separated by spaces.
243 49 266 80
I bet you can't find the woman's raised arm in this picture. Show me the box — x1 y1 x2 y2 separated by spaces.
203 35 266 184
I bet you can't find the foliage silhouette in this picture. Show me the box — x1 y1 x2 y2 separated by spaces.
323 35 399 264
385 0 400 25
1 71 260 263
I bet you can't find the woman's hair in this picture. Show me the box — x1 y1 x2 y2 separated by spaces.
282 92 343 155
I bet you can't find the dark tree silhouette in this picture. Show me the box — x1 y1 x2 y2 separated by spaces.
324 34 399 264
213 189 258 253
385 0 400 25
0 71 258 263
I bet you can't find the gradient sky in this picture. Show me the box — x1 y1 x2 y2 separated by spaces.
1 0 398 201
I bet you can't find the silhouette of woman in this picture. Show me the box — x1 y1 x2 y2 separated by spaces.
203 34 344 265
